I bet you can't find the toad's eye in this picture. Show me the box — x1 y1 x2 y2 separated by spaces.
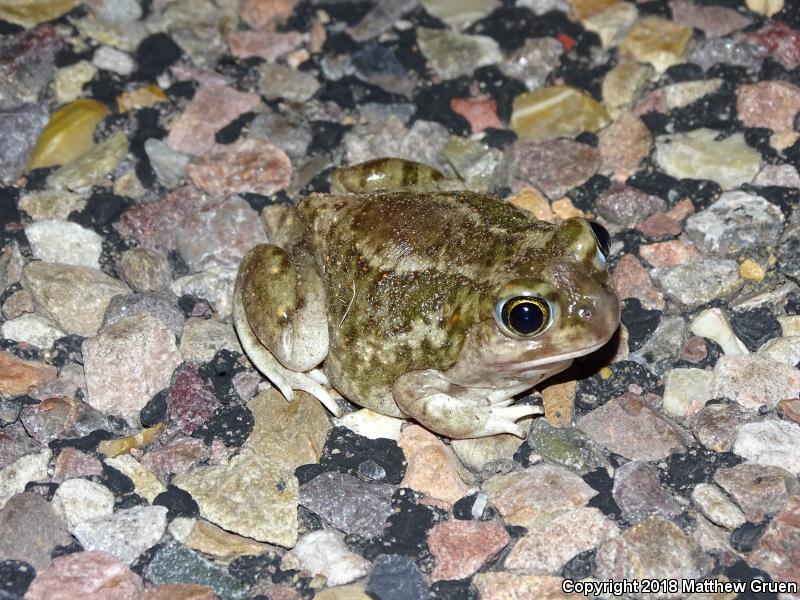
496 296 552 337
589 221 611 262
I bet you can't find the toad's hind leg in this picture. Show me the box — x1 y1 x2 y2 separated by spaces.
233 244 341 417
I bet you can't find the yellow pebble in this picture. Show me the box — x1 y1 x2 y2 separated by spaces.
27 99 110 170
738 259 765 282
97 423 164 458
599 366 613 380
116 84 168 112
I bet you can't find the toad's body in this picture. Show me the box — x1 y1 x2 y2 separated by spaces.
233 158 620 439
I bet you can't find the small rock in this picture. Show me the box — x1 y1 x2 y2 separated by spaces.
53 448 102 482
399 424 468 506
714 463 792 523
0 103 48 184
0 450 51 509
142 437 209 483
511 85 610 141
759 336 800 368
47 131 128 193
509 139 600 199
416 28 501 80
636 212 682 239
639 240 701 268
428 519 509 581
730 306 783 352
248 111 311 160
366 554 428 600
611 254 664 310
0 424 37 468
102 292 184 339
662 368 714 417
483 463 596 528
500 37 563 91
2 314 65 349
240 0 297 30
505 507 618 574
620 16 691 72
142 583 218 600
168 364 221 434
733 420 800 475
577 392 687 461
0 492 71 570
187 139 292 197
20 396 95 444
282 530 370 586
691 483 746 530
25 551 143 600
689 401 755 453
227 30 302 62
612 461 682 523
737 80 800 134
654 129 761 191
336 409 403 441
169 517 270 563
449 97 503 133
748 494 800 584
597 112 653 181
92 46 134 75
179 318 240 364
144 138 190 188
450 421 532 474
0 351 57 397
525 419 604 474
22 262 130 336
473 573 570 600
652 259 742 308
83 314 182 427
72 506 168 565
105 454 166 503
52 478 114 529
18 190 86 221
583 2 639 49
713 354 800 410
171 267 237 320
670 0 751 37
28 99 109 170
258 63 320 103
596 183 665 227
440 136 505 192
603 60 654 118
753 164 800 187
167 85 262 157
632 315 686 375
690 307 748 356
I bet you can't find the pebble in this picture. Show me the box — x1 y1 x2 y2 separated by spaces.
662 367 714 417
299 472 395 539
687 36 766 72
142 437 208 483
335 409 403 441
72 505 168 565
258 63 320 103
511 85 610 141
733 420 800 475
748 494 800 584
577 392 687 461
654 129 761 191
652 259 742 308
142 584 218 600
745 0 784 17
603 60 653 118
144 542 247 600
632 316 686 374
636 211 682 239
713 354 800 410
0 352 56 397
611 254 664 310
22 262 130 336
20 396 95 444
639 240 701 268
620 16 691 73
144 138 190 188
119 248 172 293
105 454 166 502
597 112 653 181
170 267 237 320
53 61 97 104
169 517 270 562
52 478 114 529
0 103 48 184
92 46 134 75
53 448 103 482
427 518 509 580
691 483 746 530
670 0 751 37
0 492 71 570
399 424 468 506
1 313 64 349
167 364 221 434
596 183 665 227
313 586 371 600
18 190 86 221
26 551 143 600
595 517 710 583
689 307 748 356
754 163 800 187
499 38 563 91
188 139 291 198
583 3 638 49
714 463 792 523
759 336 800 368
612 461 682 523
47 130 129 192
421 0 500 29
483 463 597 528
102 291 185 339
450 419 532 474
525 419 604 474
685 191 784 257
472 573 570 600
737 80 800 134
416 28 501 80
505 507 619 573
0 450 51 509
366 554 428 600
167 85 261 157
347 0 416 42
509 139 599 199
179 318 239 364
441 137 505 191
689 401 755 453
83 313 182 427
227 30 302 62
282 530 370 586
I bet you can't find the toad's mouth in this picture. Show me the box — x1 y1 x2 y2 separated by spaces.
494 338 611 373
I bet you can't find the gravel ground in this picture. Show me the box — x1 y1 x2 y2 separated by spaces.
0 0 799 599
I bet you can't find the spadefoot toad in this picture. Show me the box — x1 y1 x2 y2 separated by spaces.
233 158 620 439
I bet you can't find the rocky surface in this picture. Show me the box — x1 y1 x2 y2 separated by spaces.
0 0 799 597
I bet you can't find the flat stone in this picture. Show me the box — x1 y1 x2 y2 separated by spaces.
0 103 48 184
654 129 761 191
366 554 428 600
258 63 320 103
299 472 395 539
179 318 240 364
52 478 114 529
473 573 572 600
748 494 800 584
685 191 784 256
652 259 742 309
639 240 702 268
603 60 654 118
313 586 371 600
28 99 109 170
577 392 687 461
26 551 142 600
596 517 710 582
336 409 404 441
620 16 691 72
0 351 57 397
53 448 102 482
689 401 755 453
421 0 500 29
451 420 531 474
637 212 682 239
72 506 168 565
483 463 596 528
691 483 746 530
119 248 172 293
187 139 292 197
583 2 639 49
0 449 51 509
416 28 501 80
511 85 610 141
670 0 751 37
662 368 714 417
399 424 468 506
0 423 37 469
753 164 800 187
227 30 302 62
18 190 86 221
47 131 129 193
83 314 181 426
20 396 97 444
737 80 800 134
105 454 166 503
733 420 800 475
759 336 800 368
500 37 563 91
690 307 748 355
611 254 664 310
714 463 792 523
612 461 682 523
596 183 665 227
102 291 184 339
506 507 618 574
0 492 71 570
440 137 505 192
509 139 600 199
167 85 261 157
282 530 370 586
525 419 604 474
144 138 189 188
142 584 218 600
142 437 209 483
171 267 237 320
2 313 65 349
428 518 509 581
597 112 653 182
169 518 271 562
167 364 221 434
713 354 800 411
450 97 503 133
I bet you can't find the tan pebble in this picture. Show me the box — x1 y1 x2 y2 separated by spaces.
551 197 585 220
745 0 784 16
508 188 555 222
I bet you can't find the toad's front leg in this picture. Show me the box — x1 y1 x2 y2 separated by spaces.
233 243 342 416
393 371 542 439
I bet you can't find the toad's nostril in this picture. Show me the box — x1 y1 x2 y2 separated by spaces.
578 307 593 320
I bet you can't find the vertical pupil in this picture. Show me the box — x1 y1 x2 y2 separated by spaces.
508 300 545 334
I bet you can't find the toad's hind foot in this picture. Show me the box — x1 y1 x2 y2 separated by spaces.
484 404 543 438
